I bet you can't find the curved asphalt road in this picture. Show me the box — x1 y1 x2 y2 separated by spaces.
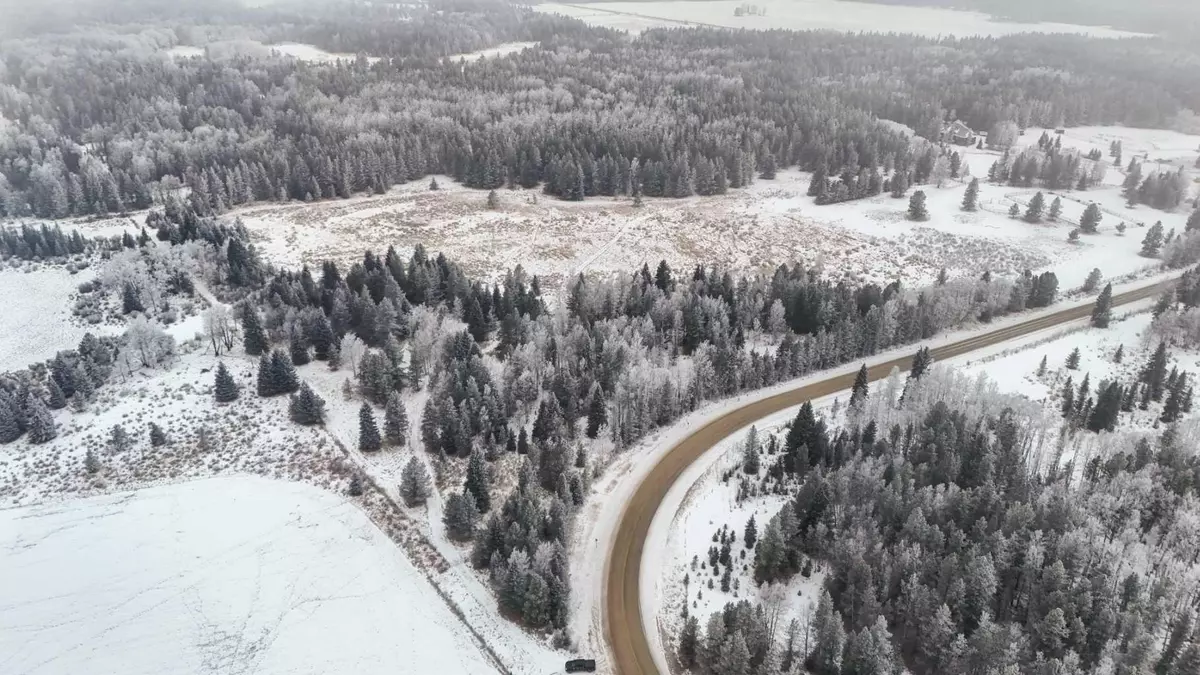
605 279 1172 675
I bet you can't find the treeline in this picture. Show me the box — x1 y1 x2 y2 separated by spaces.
4 7 1199 218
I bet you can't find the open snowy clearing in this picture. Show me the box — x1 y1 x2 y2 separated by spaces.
229 125 1198 294
445 41 539 63
0 264 119 371
533 0 1150 37
167 41 384 64
0 475 499 675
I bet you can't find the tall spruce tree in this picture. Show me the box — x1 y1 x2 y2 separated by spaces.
1024 192 1046 223
359 403 382 451
399 457 431 507
241 305 268 356
1080 203 1103 233
214 362 238 402
1142 222 1165 257
961 178 979 212
464 447 492 512
1092 283 1113 328
384 392 409 446
288 383 326 425
26 394 56 444
907 190 928 221
586 385 607 439
849 364 870 407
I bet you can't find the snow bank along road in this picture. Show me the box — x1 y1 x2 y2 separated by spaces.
605 277 1173 675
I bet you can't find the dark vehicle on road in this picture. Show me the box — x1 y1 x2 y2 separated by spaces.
565 658 596 673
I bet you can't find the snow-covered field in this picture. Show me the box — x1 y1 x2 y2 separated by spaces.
167 41 383 64
232 126 1199 293
0 475 499 675
0 264 118 370
533 0 1150 37
445 41 538 62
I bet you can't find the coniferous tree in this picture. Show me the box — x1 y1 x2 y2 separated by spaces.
399 457 431 507
270 350 299 394
241 305 268 356
1066 347 1082 370
1024 192 1046 223
850 364 870 407
85 448 101 474
586 385 607 439
214 362 239 402
809 590 846 675
109 424 131 454
26 394 56 444
1083 268 1103 292
444 491 479 541
1080 203 1103 233
46 380 67 410
678 615 700 670
464 447 492 512
256 355 274 396
961 178 979 212
288 383 326 425
1142 341 1169 401
359 403 382 451
1092 283 1113 328
1037 355 1048 377
486 189 500 210
759 153 777 180
1162 373 1189 423
1142 222 1165 257
1008 202 1022 218
1187 209 1200 232
743 515 757 549
1048 196 1062 221
148 421 167 447
907 191 928 221
384 392 409 446
121 282 144 314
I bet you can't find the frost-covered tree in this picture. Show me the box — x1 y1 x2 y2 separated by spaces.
1080 203 1103 233
240 305 268 356
464 447 492 512
907 191 928 221
204 305 238 356
26 394 57 444
1092 283 1113 328
288 383 326 425
1142 222 1166 257
384 392 409 446
148 422 168 447
214 362 238 402
444 491 480 541
358 403 381 451
961 178 980 212
122 316 175 370
399 457 431 507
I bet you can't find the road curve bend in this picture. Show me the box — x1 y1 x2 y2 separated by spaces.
604 279 1171 675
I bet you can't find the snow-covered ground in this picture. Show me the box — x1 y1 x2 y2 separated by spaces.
0 475 500 675
231 126 1199 293
0 263 119 370
445 41 538 63
166 41 383 64
533 0 1150 37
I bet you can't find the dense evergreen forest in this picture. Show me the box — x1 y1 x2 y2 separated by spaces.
2 0 1199 219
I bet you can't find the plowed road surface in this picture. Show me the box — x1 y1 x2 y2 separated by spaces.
605 279 1171 675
